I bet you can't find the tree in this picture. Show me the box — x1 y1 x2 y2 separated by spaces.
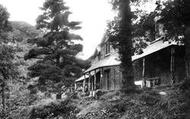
109 0 136 92
25 0 85 94
131 1 163 54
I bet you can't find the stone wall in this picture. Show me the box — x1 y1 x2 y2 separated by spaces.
100 65 122 91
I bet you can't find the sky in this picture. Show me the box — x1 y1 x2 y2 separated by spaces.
0 0 115 59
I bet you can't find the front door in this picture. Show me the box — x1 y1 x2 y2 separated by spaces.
104 69 110 90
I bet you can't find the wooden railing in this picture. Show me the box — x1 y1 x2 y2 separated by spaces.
145 77 161 87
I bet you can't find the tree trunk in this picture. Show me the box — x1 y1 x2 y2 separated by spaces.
1 71 6 119
56 56 60 66
1 82 5 119
170 47 175 84
118 0 135 92
142 58 146 88
184 27 190 80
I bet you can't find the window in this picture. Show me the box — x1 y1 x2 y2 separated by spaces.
105 42 110 55
98 52 101 60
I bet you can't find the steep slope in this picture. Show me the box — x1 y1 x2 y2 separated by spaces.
9 21 41 78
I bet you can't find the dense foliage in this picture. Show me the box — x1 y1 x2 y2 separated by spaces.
0 4 20 119
0 4 12 43
29 97 78 119
158 0 189 41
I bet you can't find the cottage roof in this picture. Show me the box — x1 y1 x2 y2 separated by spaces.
75 75 89 82
84 53 121 73
132 38 182 61
75 70 98 82
84 39 182 73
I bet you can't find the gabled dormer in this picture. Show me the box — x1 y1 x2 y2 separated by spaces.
98 35 116 60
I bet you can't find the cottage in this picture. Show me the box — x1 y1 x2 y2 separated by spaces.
75 37 185 95
75 38 123 96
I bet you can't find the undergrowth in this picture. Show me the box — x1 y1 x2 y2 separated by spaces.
77 84 190 119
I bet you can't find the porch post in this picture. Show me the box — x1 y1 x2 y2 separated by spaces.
84 74 88 92
142 58 146 88
170 47 175 84
74 83 77 90
94 70 97 90
82 76 86 93
100 68 103 89
113 67 116 90
89 72 92 91
87 74 90 92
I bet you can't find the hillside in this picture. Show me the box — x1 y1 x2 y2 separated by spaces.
10 21 40 42
0 21 42 118
8 21 40 78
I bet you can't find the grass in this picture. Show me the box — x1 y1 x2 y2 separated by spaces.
76 84 189 119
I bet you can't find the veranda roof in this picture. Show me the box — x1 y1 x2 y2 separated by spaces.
132 39 182 61
84 53 121 73
75 75 89 82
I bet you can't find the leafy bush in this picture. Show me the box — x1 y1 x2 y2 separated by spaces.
28 97 79 119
